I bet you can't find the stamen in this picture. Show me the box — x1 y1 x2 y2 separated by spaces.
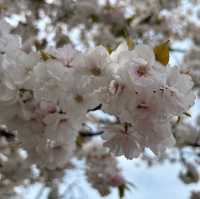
136 65 147 77
74 94 84 103
90 66 101 76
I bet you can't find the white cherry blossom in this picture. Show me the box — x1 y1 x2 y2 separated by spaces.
102 123 142 159
0 27 195 162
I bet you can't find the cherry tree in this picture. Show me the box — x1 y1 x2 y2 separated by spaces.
0 0 200 199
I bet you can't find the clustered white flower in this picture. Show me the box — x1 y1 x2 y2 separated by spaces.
0 20 195 166
98 43 195 158
184 46 200 97
84 142 125 196
174 120 200 147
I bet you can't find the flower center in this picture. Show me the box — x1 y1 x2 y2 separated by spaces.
90 66 101 76
136 65 147 77
74 94 84 103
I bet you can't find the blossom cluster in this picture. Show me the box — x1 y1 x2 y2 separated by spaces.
184 46 200 97
84 142 125 196
0 20 195 167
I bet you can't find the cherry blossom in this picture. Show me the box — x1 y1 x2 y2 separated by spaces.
0 20 195 164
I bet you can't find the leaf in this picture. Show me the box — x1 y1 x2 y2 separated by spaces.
75 135 84 148
118 182 136 199
34 40 46 50
106 46 113 54
127 37 134 50
90 14 100 22
56 35 70 47
118 184 125 199
153 40 170 65
40 51 56 61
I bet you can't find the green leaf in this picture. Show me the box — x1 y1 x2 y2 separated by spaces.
106 46 113 54
40 51 56 61
118 184 125 199
153 40 170 65
75 135 84 148
90 14 100 22
56 36 70 47
118 181 136 199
